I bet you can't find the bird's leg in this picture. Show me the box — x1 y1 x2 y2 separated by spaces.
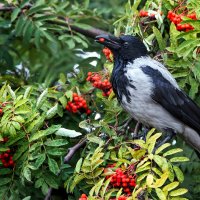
141 126 150 141
153 128 176 153
131 122 141 139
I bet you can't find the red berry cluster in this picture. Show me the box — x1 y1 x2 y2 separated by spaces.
105 167 136 196
86 72 112 97
167 11 197 32
0 138 14 168
0 108 3 116
79 194 87 200
0 150 14 168
102 47 113 62
66 93 91 115
110 196 127 200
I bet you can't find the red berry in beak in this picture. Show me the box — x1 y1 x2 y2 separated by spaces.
99 38 105 42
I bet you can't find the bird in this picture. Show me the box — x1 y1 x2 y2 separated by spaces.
95 34 200 154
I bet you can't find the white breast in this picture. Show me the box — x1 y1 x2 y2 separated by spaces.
120 57 184 133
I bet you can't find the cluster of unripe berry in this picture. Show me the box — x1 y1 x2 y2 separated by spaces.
105 165 136 197
86 72 112 97
66 93 91 115
0 138 15 168
102 47 113 62
167 11 197 32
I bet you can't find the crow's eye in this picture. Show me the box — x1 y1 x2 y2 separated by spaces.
124 42 129 48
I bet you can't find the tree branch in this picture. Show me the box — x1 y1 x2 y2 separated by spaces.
44 138 87 200
0 4 108 39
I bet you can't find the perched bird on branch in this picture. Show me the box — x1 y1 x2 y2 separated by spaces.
95 34 200 154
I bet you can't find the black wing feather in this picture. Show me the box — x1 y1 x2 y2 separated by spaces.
142 66 200 133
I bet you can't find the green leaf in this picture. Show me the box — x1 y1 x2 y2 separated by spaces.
168 162 175 182
35 153 46 169
100 177 111 197
59 96 67 108
155 143 171 155
163 148 183 157
75 158 83 173
11 8 21 22
35 178 44 188
13 142 29 160
20 0 30 8
23 86 32 99
48 157 59 175
44 139 68 147
15 15 26 36
163 181 179 192
87 134 103 145
93 178 105 196
65 90 73 100
69 174 85 192
29 125 60 142
146 174 154 186
23 167 32 181
155 188 166 200
170 188 188 197
153 27 166 50
146 128 156 141
170 157 189 163
153 172 169 188
173 166 184 183
14 99 28 108
36 88 48 109
55 128 82 138
27 5 47 16
7 85 16 99
0 178 11 186
47 148 66 156
22 196 31 200
46 103 59 119
43 172 59 189
137 172 149 182
153 155 167 171
0 168 12 175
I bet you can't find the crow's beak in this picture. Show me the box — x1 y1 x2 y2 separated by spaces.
95 34 121 50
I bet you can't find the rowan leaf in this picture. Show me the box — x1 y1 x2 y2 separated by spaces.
55 128 82 138
48 157 59 175
155 188 166 200
170 188 188 197
163 148 183 157
173 166 184 183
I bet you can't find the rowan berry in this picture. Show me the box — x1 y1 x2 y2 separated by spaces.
66 93 91 115
102 47 113 62
86 72 113 97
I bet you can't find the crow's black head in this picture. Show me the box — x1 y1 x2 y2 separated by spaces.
95 34 147 60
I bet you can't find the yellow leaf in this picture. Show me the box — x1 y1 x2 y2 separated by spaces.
153 171 169 188
155 188 166 200
146 174 154 186
170 188 188 197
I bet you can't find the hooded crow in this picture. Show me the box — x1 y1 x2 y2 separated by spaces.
95 34 200 153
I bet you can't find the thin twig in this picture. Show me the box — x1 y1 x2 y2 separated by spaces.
44 138 87 200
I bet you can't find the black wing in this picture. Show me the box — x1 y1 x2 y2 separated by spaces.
142 66 200 133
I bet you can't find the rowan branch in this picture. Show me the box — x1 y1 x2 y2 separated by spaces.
0 4 108 39
44 138 87 200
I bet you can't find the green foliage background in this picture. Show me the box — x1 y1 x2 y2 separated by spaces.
0 0 200 199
